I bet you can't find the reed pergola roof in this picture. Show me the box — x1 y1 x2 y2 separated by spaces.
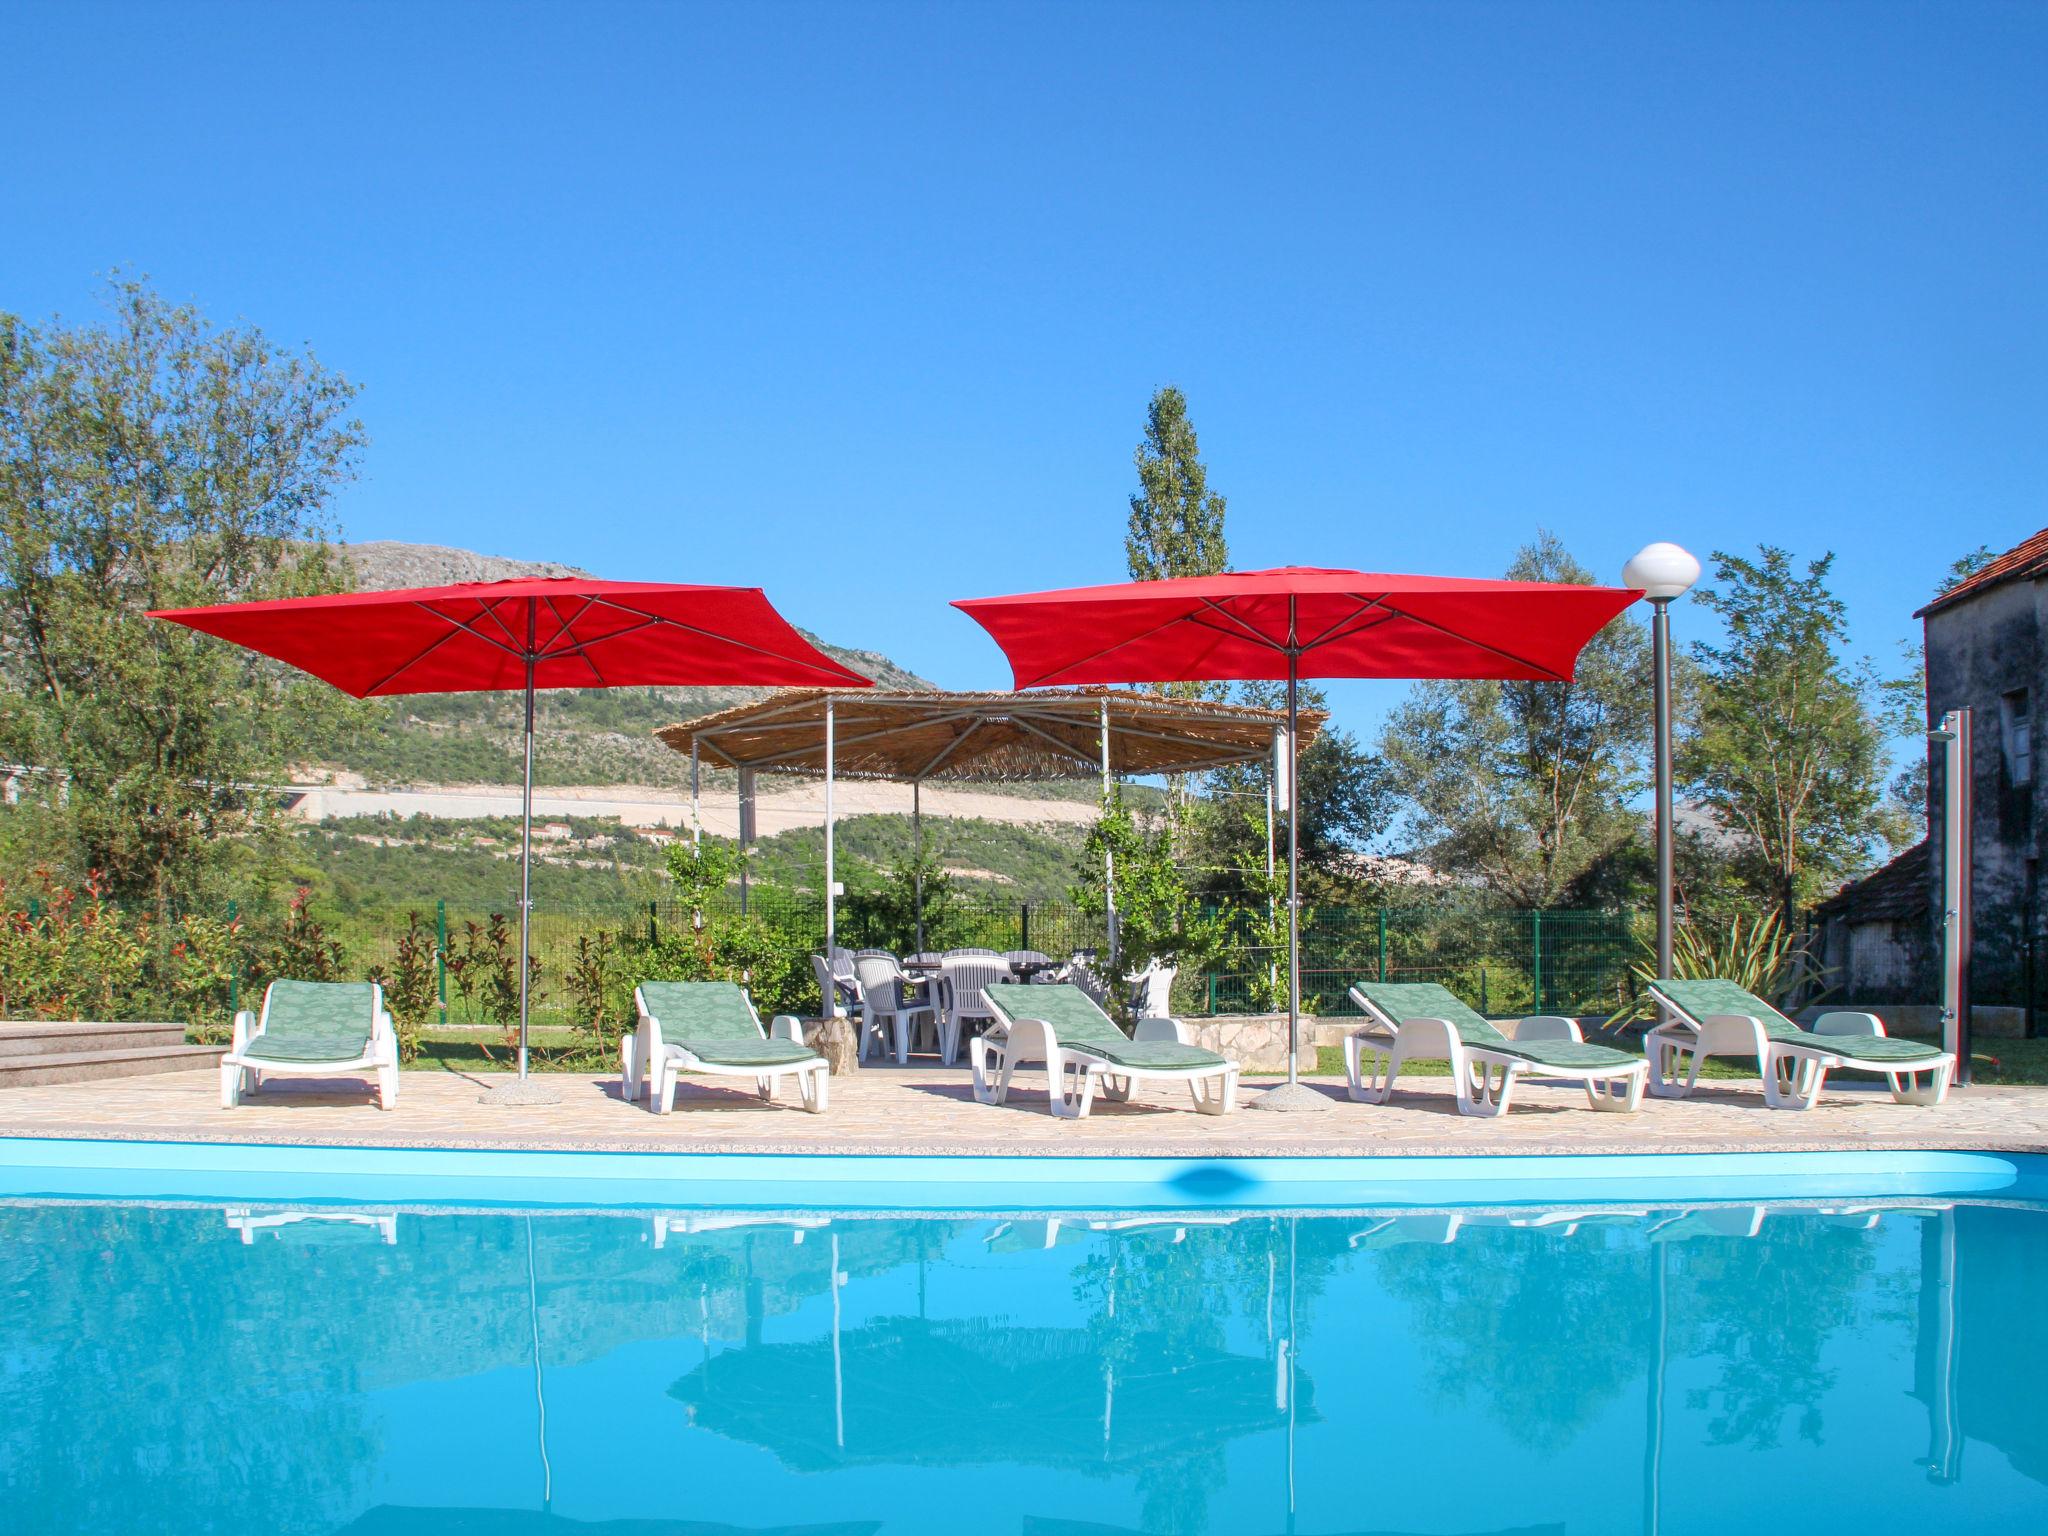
654 688 1325 783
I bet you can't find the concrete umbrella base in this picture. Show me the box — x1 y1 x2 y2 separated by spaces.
477 1078 563 1106
1247 1080 1338 1113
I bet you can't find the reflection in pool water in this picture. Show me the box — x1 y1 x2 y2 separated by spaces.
1 1198 2043 1534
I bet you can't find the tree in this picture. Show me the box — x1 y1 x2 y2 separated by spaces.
1886 542 2007 820
0 278 366 910
1937 543 1998 595
1126 386 1230 588
1073 792 1227 992
1378 533 1652 907
1126 385 1233 838
1188 679 1395 900
1681 546 1901 926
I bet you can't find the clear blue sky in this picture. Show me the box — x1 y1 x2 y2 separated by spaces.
5 1 2043 745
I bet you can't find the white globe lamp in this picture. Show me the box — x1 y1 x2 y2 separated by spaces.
1623 542 1701 600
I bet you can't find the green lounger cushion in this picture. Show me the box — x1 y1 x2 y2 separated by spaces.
245 981 377 1062
985 983 1229 1071
1350 981 1640 1071
1649 979 1947 1064
639 981 820 1069
672 1038 821 1069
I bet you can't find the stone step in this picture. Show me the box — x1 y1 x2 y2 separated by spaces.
0 1021 191 1059
0 1044 227 1089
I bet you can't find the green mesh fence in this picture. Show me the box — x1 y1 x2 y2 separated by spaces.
1198 905 1640 1018
336 892 1638 1029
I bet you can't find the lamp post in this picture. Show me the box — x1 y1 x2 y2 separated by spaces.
1623 543 1701 983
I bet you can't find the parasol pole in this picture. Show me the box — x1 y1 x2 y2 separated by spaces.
1250 603 1330 1110
518 615 537 1081
1286 646 1300 1087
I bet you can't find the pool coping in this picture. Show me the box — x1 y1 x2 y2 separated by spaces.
5 1135 2045 1212
5 1117 2048 1158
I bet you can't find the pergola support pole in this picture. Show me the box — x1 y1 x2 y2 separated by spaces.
824 696 837 956
737 767 755 913
689 740 700 850
1100 698 1117 977
913 778 925 954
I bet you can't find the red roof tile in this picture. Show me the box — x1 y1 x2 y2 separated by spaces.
1916 527 2048 618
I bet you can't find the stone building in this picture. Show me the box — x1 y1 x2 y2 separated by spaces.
1919 528 2047 1007
1810 839 1933 1004
1818 528 2039 1024
1816 527 2047 1014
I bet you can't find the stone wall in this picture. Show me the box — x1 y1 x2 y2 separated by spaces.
1926 577 2045 1005
1796 1002 2027 1040
1185 1002 2033 1068
1180 1014 1355 1074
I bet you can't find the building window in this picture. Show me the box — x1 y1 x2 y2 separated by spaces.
2001 688 2032 786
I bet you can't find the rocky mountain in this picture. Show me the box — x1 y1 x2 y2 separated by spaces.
340 540 932 693
299 540 937 788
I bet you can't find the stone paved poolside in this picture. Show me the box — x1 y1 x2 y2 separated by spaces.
2 1064 2046 1156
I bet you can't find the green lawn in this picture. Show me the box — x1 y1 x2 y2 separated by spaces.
1310 1033 2048 1086
414 1025 602 1072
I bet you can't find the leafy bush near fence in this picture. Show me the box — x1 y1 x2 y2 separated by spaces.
1 854 1650 1044
367 911 438 1062
618 913 811 1021
0 871 350 1038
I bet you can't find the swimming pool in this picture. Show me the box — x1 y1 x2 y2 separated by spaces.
3 1147 2045 1534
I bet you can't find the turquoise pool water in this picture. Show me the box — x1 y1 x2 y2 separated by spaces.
3 1193 2044 1534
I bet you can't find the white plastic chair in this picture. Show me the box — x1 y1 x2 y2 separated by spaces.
937 955 1010 1063
854 955 938 1065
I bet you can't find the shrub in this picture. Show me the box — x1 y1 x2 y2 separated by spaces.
368 911 439 1062
559 927 637 1063
165 911 243 1041
621 912 809 1020
0 871 150 1021
244 886 346 987
453 913 544 1058
1610 908 1830 1027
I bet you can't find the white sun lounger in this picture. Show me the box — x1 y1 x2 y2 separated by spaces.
1644 979 1954 1109
620 980 828 1114
1345 981 1647 1116
972 982 1238 1118
220 980 398 1110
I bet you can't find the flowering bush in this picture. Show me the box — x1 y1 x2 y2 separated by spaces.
0 872 368 1039
368 910 438 1062
0 871 150 1021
